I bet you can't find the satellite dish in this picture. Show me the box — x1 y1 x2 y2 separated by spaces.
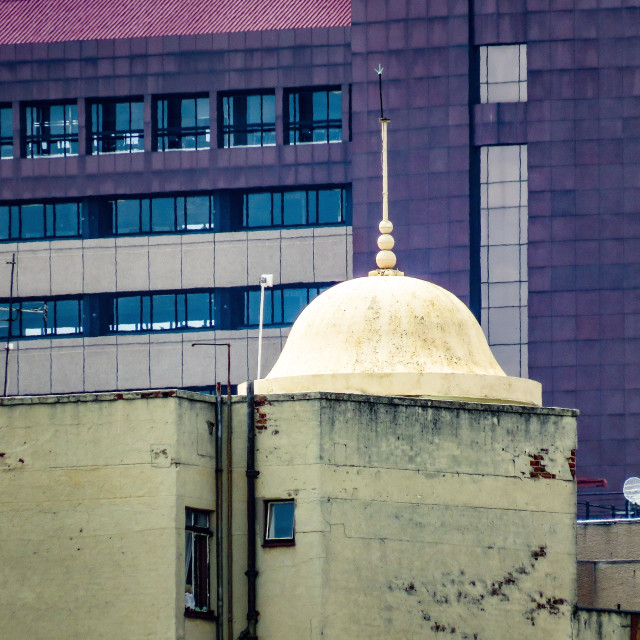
623 477 640 505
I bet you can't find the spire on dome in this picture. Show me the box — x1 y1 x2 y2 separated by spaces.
370 65 404 277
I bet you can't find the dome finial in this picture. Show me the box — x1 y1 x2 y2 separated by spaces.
370 65 403 277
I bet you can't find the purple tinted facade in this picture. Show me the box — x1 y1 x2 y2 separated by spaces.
1 1 639 492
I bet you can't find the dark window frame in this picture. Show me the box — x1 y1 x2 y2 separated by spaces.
88 97 144 155
241 186 348 230
110 193 214 236
109 290 215 334
23 101 78 158
0 201 82 241
243 283 331 328
284 86 342 145
219 90 276 148
263 499 295 547
154 94 210 151
0 104 13 159
185 507 215 619
0 296 83 339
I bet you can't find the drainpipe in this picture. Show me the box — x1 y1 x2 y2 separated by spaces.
214 384 224 640
237 381 259 640
226 366 233 640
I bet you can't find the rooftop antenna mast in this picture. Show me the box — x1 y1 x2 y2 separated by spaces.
370 65 403 276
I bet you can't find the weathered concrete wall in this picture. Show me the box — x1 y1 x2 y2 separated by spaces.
240 393 577 640
577 521 640 611
573 608 635 640
0 392 216 640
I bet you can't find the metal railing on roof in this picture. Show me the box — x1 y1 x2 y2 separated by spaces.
578 491 640 521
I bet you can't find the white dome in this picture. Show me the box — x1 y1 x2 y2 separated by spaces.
252 275 541 406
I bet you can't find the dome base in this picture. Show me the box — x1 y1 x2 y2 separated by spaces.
240 371 542 406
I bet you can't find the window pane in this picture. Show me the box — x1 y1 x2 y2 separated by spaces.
0 107 11 134
182 99 196 128
21 204 45 239
196 98 209 127
186 293 212 328
131 101 144 131
115 200 140 234
262 94 275 124
282 191 306 226
115 296 141 331
185 196 211 230
152 294 175 330
267 501 294 540
282 288 308 324
152 197 175 232
55 202 79 237
0 206 10 240
22 301 46 336
55 299 81 334
318 189 341 224
246 192 272 227
328 90 342 121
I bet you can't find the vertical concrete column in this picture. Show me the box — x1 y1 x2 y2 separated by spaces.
275 87 284 146
144 94 153 153
12 100 21 158
77 98 87 156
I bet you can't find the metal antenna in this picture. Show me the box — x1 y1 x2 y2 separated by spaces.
375 64 384 119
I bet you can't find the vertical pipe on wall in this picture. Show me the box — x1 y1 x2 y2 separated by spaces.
215 383 224 640
237 381 258 640
226 352 234 640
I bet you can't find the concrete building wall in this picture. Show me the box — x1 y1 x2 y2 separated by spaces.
0 390 578 640
577 520 640 611
238 393 577 639
0 391 217 640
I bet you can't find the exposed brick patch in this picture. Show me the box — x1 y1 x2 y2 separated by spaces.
529 453 556 479
567 449 576 479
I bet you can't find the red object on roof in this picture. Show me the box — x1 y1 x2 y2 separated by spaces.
577 478 608 488
0 0 351 45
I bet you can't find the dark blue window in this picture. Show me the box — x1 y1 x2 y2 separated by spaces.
155 95 209 151
242 187 347 229
24 102 78 157
110 291 215 333
0 201 81 241
90 98 144 154
0 298 83 338
0 105 12 159
244 284 329 327
111 194 214 235
220 92 276 148
285 87 342 145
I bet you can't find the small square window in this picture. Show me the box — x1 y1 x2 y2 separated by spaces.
264 500 295 546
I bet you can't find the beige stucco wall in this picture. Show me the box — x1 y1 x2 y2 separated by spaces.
0 392 217 640
228 393 578 640
577 520 640 610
